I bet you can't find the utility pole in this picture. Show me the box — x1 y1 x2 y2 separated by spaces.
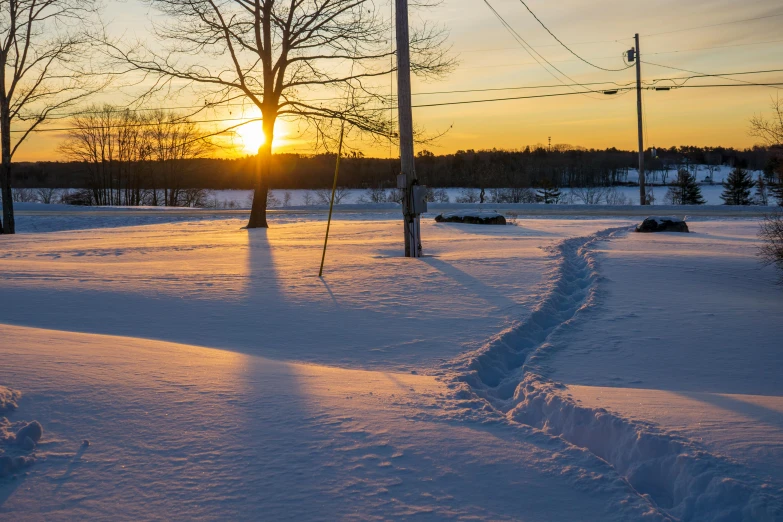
634 33 646 205
395 0 421 257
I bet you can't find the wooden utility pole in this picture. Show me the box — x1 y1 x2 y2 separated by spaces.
395 0 421 257
635 33 646 205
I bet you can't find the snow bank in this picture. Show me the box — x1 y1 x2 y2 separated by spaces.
1 389 41 478
452 227 783 520
0 386 20 413
508 377 781 520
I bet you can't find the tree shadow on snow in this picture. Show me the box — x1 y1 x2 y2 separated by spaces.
673 391 783 430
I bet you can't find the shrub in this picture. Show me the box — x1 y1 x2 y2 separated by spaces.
759 213 783 283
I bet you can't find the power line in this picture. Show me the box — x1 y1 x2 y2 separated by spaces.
10 115 262 134
11 81 783 133
643 60 783 90
25 68 783 123
647 68 783 87
651 82 783 90
458 38 783 68
479 0 614 100
25 66 783 122
641 12 783 38
514 0 633 72
414 88 632 107
412 82 783 108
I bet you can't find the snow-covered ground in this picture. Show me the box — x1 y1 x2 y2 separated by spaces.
1 208 782 520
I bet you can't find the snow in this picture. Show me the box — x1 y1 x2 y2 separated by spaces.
1 208 782 519
0 387 20 413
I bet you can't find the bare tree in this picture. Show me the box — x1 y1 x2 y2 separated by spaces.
1 0 102 233
59 105 211 206
106 0 452 228
759 212 783 284
750 96 783 147
315 186 350 204
36 187 57 204
146 110 213 206
59 106 147 206
751 96 783 204
571 185 608 205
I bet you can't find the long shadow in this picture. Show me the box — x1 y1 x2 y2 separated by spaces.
0 472 26 508
244 228 282 302
421 256 518 312
318 279 340 308
432 222 559 238
673 391 783 430
53 445 88 492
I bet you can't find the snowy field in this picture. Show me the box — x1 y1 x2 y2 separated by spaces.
1 207 782 520
7 165 777 210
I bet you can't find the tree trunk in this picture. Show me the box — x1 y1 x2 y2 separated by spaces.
246 118 274 229
0 102 14 234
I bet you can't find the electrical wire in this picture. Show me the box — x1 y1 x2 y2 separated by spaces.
647 68 783 87
12 73 783 134
649 82 783 90
479 0 616 100
641 13 783 38
411 88 634 108
515 0 633 72
9 115 262 134
643 61 783 90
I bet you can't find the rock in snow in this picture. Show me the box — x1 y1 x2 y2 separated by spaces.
435 210 507 225
635 216 689 233
14 421 43 447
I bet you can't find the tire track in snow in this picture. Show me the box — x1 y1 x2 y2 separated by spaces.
450 227 783 521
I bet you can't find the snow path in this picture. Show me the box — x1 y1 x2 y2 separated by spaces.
449 227 783 521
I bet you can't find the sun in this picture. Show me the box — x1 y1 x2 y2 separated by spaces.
237 120 266 155
235 117 290 155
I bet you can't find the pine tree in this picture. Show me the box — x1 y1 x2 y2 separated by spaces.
767 158 783 206
666 169 705 205
720 167 755 205
755 174 769 206
535 180 562 204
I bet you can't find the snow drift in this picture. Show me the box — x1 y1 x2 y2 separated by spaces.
452 227 783 521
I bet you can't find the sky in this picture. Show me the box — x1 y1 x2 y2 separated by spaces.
11 0 783 161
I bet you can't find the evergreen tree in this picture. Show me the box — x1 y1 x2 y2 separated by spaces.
535 180 562 204
666 169 705 205
720 167 755 205
767 159 783 206
755 174 769 206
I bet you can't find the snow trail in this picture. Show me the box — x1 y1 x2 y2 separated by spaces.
452 227 783 521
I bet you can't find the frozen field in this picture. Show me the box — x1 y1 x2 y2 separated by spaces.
1 208 782 520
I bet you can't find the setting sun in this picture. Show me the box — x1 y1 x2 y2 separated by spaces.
236 116 292 155
237 119 266 155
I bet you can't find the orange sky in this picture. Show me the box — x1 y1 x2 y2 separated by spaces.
12 0 783 161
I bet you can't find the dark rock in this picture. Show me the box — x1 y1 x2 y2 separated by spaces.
15 421 43 445
435 211 507 225
635 217 689 233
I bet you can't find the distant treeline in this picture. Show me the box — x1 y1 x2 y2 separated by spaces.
12 145 780 191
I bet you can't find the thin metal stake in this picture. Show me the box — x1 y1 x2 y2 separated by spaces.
318 121 346 277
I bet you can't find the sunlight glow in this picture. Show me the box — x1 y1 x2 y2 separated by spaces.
237 120 266 155
236 115 292 155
